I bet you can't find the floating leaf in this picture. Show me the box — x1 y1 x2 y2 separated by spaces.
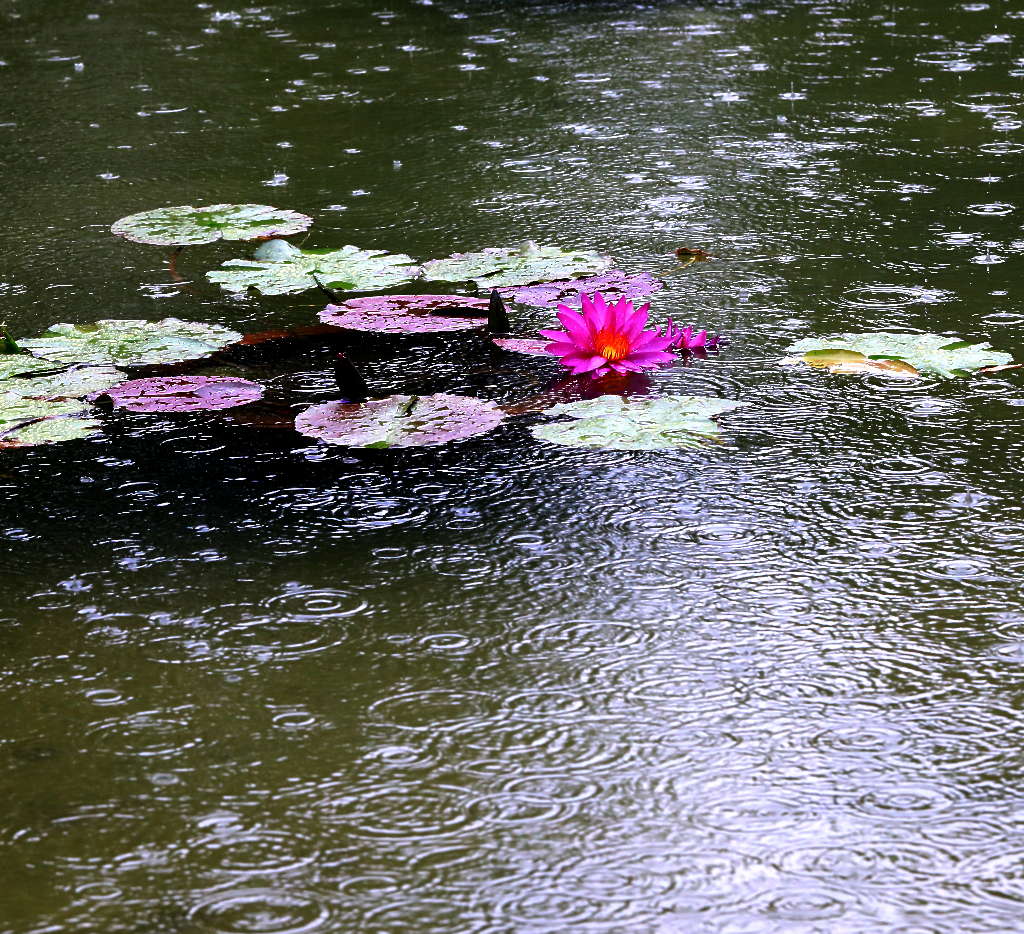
0 393 102 448
207 246 420 296
500 271 664 309
491 338 552 356
786 332 1013 379
253 238 303 261
3 366 125 399
532 394 744 450
111 204 313 246
800 349 919 378
295 393 505 448
0 355 57 381
20 319 242 367
319 295 489 334
421 245 612 289
102 376 264 413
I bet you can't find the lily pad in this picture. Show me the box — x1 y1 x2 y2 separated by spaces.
532 394 744 450
499 271 664 308
2 366 125 400
786 332 1013 379
111 203 313 246
295 393 505 448
421 245 612 289
491 338 552 356
20 319 242 367
208 246 420 296
102 376 264 413
0 355 58 381
319 295 489 334
0 392 102 448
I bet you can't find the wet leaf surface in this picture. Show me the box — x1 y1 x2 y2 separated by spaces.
532 394 745 450
0 355 60 381
421 245 612 289
20 319 242 367
207 245 420 296
0 393 102 448
787 332 1014 379
498 271 664 308
319 295 489 334
111 203 313 246
491 338 552 356
295 393 505 448
101 376 265 413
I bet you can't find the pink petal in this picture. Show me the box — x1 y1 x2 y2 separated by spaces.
625 350 677 366
562 351 609 374
553 312 590 344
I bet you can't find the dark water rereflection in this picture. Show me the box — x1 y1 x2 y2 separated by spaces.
3 0 1024 931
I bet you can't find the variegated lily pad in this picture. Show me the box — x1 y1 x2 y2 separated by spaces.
786 332 1014 379
208 245 420 296
422 245 612 289
532 395 744 450
295 393 504 448
102 376 264 413
111 203 313 246
20 319 241 367
319 295 489 334
500 271 664 308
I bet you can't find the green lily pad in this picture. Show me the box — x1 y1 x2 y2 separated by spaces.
111 203 313 246
295 393 505 448
0 355 57 381
532 395 745 450
421 244 613 289
3 366 124 400
207 245 420 296
0 392 102 448
786 332 1014 379
20 319 242 367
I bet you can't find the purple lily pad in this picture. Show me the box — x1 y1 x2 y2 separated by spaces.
295 393 504 448
492 338 552 356
103 376 264 413
318 295 489 334
499 271 664 309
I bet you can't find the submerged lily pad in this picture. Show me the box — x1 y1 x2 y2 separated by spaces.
102 376 264 413
111 204 313 246
0 393 102 448
422 245 612 289
208 246 420 296
319 295 489 334
499 271 664 308
786 332 1013 379
295 393 505 448
532 394 744 450
20 319 242 367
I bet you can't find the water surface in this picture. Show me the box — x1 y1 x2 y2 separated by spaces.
2 1 1024 931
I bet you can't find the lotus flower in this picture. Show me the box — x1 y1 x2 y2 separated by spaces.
539 292 677 378
665 320 722 351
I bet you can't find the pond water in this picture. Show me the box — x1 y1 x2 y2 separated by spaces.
3 0 1024 930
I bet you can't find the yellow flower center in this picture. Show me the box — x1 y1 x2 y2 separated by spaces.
595 330 630 362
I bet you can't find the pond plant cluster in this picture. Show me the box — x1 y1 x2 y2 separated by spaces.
0 202 1016 452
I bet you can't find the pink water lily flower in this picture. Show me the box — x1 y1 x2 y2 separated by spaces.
665 320 722 351
539 292 677 378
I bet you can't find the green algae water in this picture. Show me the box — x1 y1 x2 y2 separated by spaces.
3 1 1024 930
